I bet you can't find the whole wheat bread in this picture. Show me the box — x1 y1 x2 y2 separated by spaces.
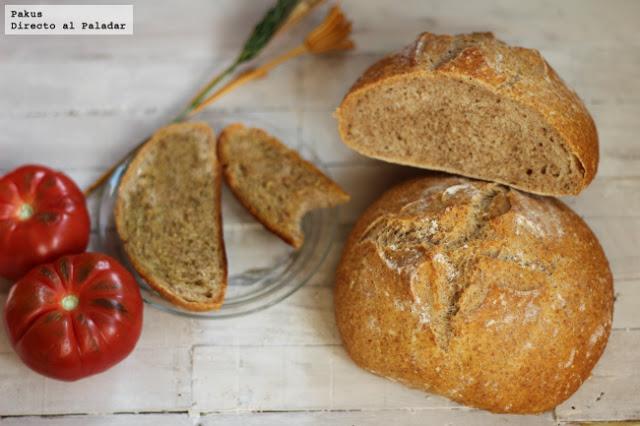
218 124 350 249
115 122 227 311
335 175 613 413
336 32 598 196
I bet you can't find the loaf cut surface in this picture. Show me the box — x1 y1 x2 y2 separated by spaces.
115 122 227 311
335 175 613 413
218 124 350 248
336 32 598 196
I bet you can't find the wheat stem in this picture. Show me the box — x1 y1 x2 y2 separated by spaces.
188 45 308 116
175 66 236 122
187 5 353 117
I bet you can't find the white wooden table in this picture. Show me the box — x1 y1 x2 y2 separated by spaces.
1 0 639 424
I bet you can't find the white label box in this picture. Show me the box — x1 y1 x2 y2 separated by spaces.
5 5 133 35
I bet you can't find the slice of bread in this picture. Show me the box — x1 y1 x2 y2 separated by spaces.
218 124 350 249
115 122 227 311
336 32 599 196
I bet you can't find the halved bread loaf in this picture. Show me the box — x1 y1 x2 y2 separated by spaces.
218 124 350 249
115 122 227 311
336 32 599 196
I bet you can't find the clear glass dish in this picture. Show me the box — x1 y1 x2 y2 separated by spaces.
95 130 337 319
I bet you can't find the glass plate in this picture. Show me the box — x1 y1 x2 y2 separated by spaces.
95 131 337 319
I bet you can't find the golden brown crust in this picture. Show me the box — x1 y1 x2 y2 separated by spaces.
115 122 227 312
335 176 613 413
218 123 350 249
336 32 598 195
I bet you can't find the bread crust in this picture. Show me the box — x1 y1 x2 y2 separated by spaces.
114 122 228 312
336 32 599 196
335 175 613 413
218 123 350 249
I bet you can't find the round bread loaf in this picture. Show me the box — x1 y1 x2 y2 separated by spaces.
335 176 613 413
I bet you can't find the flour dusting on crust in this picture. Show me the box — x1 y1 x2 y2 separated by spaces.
337 175 613 413
356 178 571 349
512 192 565 238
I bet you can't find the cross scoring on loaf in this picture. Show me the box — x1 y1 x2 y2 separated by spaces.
358 180 558 349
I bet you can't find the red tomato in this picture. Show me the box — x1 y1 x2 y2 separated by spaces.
4 253 143 381
0 165 90 281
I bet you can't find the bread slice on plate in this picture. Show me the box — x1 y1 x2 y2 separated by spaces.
218 124 350 249
115 122 227 311
336 32 598 196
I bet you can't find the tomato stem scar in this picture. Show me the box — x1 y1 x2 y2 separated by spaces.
60 295 79 311
18 204 34 221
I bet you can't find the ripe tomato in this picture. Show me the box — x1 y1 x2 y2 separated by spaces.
0 165 90 281
3 253 143 381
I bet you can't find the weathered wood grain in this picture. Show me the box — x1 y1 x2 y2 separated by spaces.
342 0 640 52
612 279 640 330
197 410 555 426
0 347 191 416
0 110 301 170
191 344 456 412
3 0 638 59
0 414 192 426
190 331 640 418
556 330 640 422
191 286 339 347
0 410 555 426
0 0 638 423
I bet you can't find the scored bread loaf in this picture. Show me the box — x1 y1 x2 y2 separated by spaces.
336 32 598 196
218 124 350 249
115 122 227 311
335 175 613 413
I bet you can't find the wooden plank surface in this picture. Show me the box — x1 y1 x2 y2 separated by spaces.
0 0 639 424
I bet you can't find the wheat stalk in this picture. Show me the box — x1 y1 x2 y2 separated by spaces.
174 0 302 122
188 5 354 116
